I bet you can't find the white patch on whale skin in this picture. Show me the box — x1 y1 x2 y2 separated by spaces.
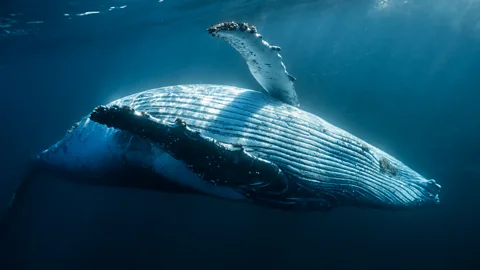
38 115 248 201
38 118 123 173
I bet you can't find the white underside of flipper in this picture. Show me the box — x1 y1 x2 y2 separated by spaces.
208 22 299 107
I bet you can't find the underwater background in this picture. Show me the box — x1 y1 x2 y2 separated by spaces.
1 0 479 269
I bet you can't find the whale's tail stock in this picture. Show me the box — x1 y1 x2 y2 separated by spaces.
0 157 41 241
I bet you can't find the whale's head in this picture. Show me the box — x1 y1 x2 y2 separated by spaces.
376 163 441 209
334 143 441 209
285 116 442 210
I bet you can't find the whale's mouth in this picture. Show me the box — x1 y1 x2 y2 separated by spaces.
376 153 441 208
343 162 442 209
391 177 441 208
311 175 442 210
376 156 441 208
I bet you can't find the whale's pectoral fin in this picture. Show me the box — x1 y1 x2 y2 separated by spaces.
89 105 289 198
207 22 299 107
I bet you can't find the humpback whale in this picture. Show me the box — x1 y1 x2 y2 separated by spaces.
3 22 441 232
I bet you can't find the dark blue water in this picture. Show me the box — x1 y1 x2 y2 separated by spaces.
1 0 479 269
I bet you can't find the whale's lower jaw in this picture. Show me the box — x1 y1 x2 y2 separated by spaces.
36 85 440 211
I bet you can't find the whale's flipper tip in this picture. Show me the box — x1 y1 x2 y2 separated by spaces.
207 21 299 107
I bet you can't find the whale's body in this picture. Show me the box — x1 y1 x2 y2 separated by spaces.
1 21 440 231
37 84 440 210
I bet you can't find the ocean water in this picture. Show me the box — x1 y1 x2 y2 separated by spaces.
0 0 479 269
